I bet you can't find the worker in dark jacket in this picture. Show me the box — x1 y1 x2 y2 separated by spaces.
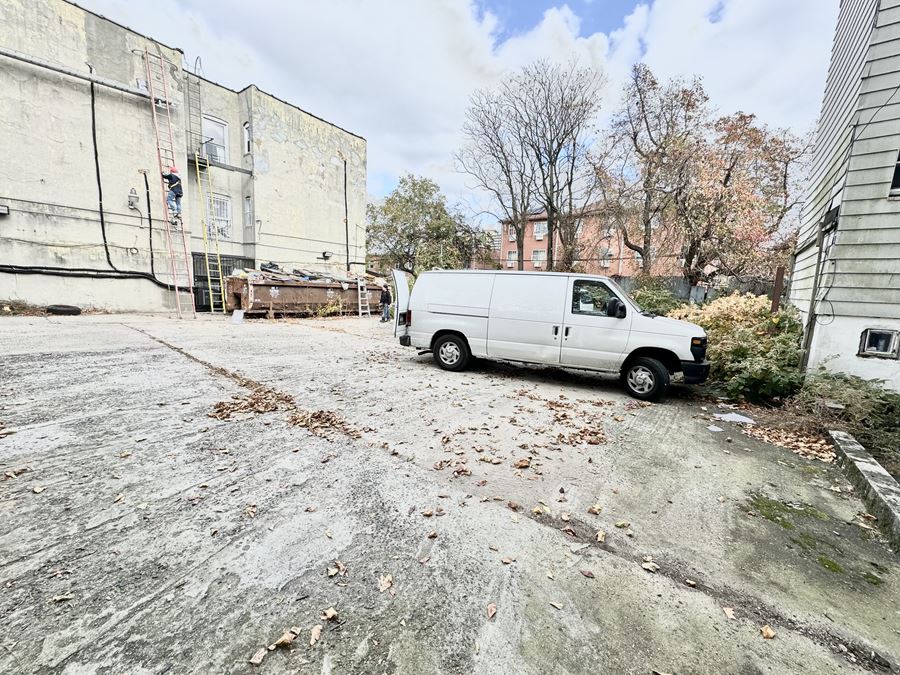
161 166 183 225
380 285 392 322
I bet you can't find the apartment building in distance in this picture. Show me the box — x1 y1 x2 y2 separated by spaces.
499 211 683 277
789 0 900 391
0 0 367 312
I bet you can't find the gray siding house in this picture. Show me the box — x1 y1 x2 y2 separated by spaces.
790 0 900 391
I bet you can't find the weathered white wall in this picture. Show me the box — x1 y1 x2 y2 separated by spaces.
249 87 367 275
1 0 368 312
808 315 900 390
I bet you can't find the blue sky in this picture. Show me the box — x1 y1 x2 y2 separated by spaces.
484 0 642 37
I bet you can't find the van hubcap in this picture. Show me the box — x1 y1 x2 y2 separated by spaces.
627 366 655 394
438 341 460 365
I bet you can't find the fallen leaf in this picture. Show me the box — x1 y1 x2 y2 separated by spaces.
641 561 659 573
501 557 514 565
760 624 776 639
32 486 45 494
378 574 393 592
324 529 333 539
562 526 576 536
327 567 339 577
487 603 497 619
310 624 323 646
270 630 296 649
513 458 531 469
684 579 696 587
113 494 124 504
561 513 571 522
587 504 602 515
723 607 735 620
580 569 595 579
427 531 437 539
549 601 563 610
321 607 338 621
615 521 629 529
305 505 317 512
507 501 520 511
422 509 434 518
51 593 73 602
249 647 266 665
596 529 606 543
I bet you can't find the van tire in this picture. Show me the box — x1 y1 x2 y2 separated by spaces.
621 357 669 401
433 334 470 372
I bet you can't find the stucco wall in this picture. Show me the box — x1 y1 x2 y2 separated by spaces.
1 0 367 311
249 87 367 274
808 315 900 390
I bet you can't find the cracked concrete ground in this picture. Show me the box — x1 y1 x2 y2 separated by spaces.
0 313 898 675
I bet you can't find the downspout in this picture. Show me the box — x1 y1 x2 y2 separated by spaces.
800 222 826 369
343 157 350 273
142 170 155 277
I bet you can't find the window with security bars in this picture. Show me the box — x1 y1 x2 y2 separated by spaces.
210 194 232 239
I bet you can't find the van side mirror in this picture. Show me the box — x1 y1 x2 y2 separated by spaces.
606 298 625 318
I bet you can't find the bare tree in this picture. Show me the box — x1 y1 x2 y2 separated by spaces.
458 60 603 271
600 63 707 275
457 89 537 271
504 61 603 270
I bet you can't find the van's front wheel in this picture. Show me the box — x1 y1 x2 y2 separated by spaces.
621 357 669 401
433 334 470 372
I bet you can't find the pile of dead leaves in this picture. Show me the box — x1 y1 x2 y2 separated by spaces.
557 425 606 446
743 426 835 463
288 410 361 439
209 387 295 420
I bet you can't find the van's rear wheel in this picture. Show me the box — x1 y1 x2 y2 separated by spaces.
621 357 669 401
433 334 470 372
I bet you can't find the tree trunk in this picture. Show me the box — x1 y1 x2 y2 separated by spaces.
517 234 525 271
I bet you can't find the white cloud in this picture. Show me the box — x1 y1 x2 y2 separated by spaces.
78 0 838 212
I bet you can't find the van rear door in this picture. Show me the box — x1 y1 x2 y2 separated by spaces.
392 269 411 337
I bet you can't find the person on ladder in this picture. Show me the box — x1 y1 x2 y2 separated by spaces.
161 166 183 228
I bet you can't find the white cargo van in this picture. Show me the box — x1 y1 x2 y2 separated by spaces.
391 270 709 401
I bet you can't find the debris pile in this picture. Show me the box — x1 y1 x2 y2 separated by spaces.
209 387 295 420
742 426 835 462
288 409 361 439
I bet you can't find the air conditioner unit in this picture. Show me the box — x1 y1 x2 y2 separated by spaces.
534 233 544 241
533 262 542 268
506 261 516 268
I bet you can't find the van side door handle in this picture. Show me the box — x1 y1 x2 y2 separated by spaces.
564 326 571 338
552 326 559 336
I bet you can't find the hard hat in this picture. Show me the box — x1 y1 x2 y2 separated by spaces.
169 166 178 173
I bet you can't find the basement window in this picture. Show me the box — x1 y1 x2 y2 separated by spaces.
858 329 899 359
890 151 900 197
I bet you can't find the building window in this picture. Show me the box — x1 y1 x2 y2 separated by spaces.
508 224 516 242
890 151 900 197
572 279 614 317
533 220 547 240
506 250 517 268
599 247 611 268
858 329 899 358
211 193 232 239
242 122 251 155
531 249 546 268
202 116 228 164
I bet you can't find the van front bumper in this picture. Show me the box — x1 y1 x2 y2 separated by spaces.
681 360 710 384
399 335 411 347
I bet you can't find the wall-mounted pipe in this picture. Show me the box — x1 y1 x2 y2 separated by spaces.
0 46 149 98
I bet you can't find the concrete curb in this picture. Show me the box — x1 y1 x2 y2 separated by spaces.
829 430 900 550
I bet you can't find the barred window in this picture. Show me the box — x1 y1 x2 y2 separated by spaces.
211 194 232 239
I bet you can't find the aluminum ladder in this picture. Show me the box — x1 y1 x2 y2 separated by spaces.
357 279 372 317
194 153 226 313
143 45 196 318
